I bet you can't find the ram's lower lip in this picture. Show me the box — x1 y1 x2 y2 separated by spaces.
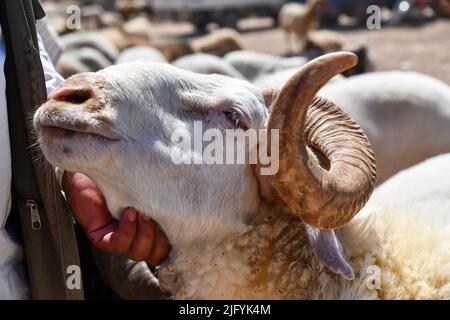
41 125 121 142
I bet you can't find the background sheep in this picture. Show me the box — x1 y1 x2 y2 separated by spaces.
254 66 344 88
222 50 347 87
115 46 168 65
116 0 149 19
305 30 345 53
61 32 119 63
98 11 124 29
224 50 308 82
34 53 450 299
302 31 374 77
80 4 105 30
190 28 243 57
279 0 324 52
153 40 194 63
57 47 111 78
319 71 450 183
224 50 284 81
224 46 372 87
122 16 154 47
98 27 130 52
172 53 244 79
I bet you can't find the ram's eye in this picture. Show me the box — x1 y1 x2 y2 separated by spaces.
224 110 246 129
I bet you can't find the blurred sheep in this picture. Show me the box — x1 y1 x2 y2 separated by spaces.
172 53 244 78
81 4 105 30
279 0 324 52
224 50 308 81
122 16 153 47
320 71 450 182
115 46 168 64
305 30 345 53
61 31 119 63
190 28 243 57
99 27 130 51
153 40 194 62
57 47 111 78
99 11 124 29
116 0 149 19
255 66 344 88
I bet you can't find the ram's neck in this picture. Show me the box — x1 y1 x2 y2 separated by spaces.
158 206 343 299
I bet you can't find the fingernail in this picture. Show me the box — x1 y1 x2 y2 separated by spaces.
154 221 163 231
127 210 137 222
142 214 151 221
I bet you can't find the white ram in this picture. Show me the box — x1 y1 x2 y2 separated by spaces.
34 53 450 299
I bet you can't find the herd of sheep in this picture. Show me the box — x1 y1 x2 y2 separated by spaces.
31 0 450 299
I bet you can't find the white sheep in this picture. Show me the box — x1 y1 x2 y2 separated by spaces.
224 50 308 81
254 66 345 88
115 46 168 65
34 53 449 299
279 0 324 52
61 32 119 63
225 48 372 86
122 16 154 47
319 71 450 183
99 12 124 29
172 53 244 79
57 47 112 78
99 27 130 52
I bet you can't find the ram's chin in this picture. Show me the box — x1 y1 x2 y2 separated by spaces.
38 129 121 171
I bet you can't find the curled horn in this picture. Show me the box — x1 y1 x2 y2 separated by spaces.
266 52 376 229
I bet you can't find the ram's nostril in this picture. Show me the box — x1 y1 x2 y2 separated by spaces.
48 86 94 104
65 92 91 104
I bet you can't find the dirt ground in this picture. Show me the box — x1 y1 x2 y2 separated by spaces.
152 17 450 84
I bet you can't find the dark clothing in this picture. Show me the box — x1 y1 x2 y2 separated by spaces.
0 0 84 299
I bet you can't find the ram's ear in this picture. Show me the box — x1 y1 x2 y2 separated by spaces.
304 225 355 280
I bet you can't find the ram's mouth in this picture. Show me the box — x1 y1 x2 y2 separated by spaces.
42 126 119 142
38 119 121 142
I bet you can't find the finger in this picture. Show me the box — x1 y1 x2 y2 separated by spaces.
63 172 103 200
147 226 171 266
63 172 113 231
127 215 156 261
110 208 138 254
63 172 105 213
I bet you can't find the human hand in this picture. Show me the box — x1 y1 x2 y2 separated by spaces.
62 172 171 266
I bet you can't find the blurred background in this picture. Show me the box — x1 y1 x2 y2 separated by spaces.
40 0 450 85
